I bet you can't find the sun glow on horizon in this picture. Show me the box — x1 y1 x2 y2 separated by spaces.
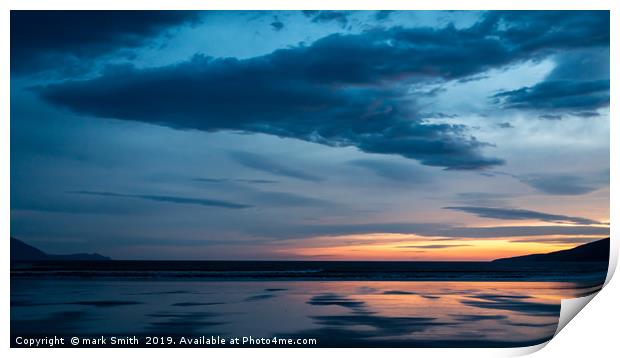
275 232 607 261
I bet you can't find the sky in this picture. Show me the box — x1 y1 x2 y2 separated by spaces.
10 10 610 260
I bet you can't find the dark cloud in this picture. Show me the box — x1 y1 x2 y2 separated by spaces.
11 191 145 215
10 10 201 74
303 11 350 27
546 47 609 81
497 122 513 129
493 79 609 111
193 177 278 184
38 53 502 168
349 159 429 182
230 151 323 182
35 23 523 170
494 43 609 114
517 172 607 195
457 75 490 83
444 206 600 225
480 10 609 52
572 111 600 118
68 190 252 209
375 11 394 21
193 177 229 183
270 18 284 31
436 225 608 238
33 11 608 171
420 112 458 119
301 10 319 16
237 179 279 184
539 114 562 120
509 237 602 244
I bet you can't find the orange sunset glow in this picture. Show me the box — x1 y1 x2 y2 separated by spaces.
277 231 609 261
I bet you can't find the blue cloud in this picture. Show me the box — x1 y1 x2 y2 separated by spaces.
193 177 278 184
68 190 252 209
517 173 607 195
302 11 350 27
33 11 608 170
493 79 609 111
230 151 324 182
375 11 394 21
494 45 609 113
10 10 201 74
349 159 429 183
444 206 600 225
270 17 284 31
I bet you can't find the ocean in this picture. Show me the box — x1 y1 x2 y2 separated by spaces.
11 261 607 347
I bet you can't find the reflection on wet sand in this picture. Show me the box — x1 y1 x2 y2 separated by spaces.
11 279 601 347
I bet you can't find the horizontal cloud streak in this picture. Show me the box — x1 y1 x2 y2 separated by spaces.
508 237 602 244
248 191 332 207
437 225 608 239
193 177 278 184
230 151 323 182
444 206 600 225
349 159 429 183
517 173 607 195
68 190 252 209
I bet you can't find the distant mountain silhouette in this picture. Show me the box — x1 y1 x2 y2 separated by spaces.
11 237 111 261
11 237 48 261
493 238 609 263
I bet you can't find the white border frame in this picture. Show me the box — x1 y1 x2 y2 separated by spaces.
2 1 616 357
